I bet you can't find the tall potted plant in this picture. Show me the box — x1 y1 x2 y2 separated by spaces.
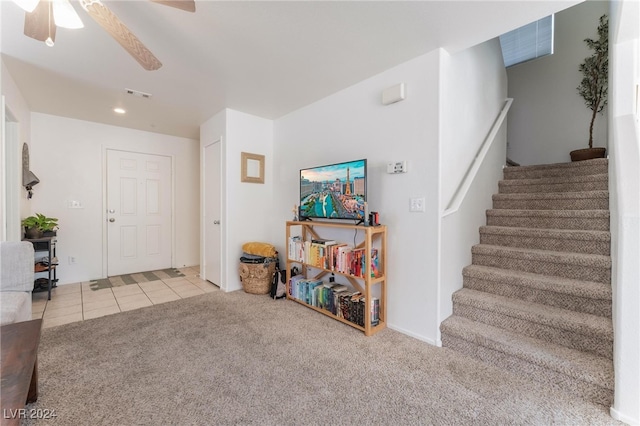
571 14 608 162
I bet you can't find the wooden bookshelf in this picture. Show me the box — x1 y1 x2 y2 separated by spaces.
285 221 387 336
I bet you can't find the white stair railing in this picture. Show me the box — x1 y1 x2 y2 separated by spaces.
443 98 513 217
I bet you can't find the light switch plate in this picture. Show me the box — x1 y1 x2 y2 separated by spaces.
410 197 425 212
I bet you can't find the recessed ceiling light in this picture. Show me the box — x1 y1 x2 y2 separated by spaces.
113 108 126 114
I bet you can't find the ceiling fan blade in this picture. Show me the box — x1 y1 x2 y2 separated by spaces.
24 0 56 43
150 0 195 13
82 0 162 71
13 0 40 13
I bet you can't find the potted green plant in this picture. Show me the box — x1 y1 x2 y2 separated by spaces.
22 213 59 239
571 14 608 162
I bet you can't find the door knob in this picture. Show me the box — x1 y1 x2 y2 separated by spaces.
108 209 115 213
109 218 115 223
213 220 220 225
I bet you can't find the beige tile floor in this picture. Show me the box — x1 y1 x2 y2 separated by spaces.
31 266 219 329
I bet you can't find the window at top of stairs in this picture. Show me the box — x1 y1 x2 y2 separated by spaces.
500 15 554 68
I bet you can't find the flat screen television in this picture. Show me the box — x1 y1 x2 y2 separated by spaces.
299 159 367 221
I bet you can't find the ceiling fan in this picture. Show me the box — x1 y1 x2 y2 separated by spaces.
14 0 195 71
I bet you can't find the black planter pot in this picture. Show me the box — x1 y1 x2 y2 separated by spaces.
25 227 43 239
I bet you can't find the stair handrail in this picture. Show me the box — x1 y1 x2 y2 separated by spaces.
443 98 513 217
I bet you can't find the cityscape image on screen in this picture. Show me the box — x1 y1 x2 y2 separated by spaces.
300 159 366 220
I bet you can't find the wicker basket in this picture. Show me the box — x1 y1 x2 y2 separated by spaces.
238 260 276 294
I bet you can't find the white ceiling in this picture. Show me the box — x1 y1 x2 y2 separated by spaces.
1 0 581 139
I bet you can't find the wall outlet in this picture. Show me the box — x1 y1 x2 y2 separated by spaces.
387 161 407 174
410 197 425 212
68 256 77 265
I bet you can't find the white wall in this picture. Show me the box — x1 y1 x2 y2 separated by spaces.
29 113 200 285
225 109 274 292
1 59 32 239
506 1 610 165
438 39 509 342
200 108 274 292
273 51 441 343
1 61 30 147
608 0 640 423
440 39 508 205
269 41 507 344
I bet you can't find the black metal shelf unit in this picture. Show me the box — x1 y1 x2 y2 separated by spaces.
23 236 58 300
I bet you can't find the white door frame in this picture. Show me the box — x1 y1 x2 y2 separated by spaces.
101 147 176 278
201 137 226 290
2 97 21 242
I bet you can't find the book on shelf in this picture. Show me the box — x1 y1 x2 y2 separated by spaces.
336 245 352 275
288 235 380 280
288 274 305 298
330 243 348 271
355 295 365 326
332 289 348 316
331 284 348 292
349 248 365 277
289 280 379 326
304 240 312 264
318 283 336 311
308 280 324 306
311 238 337 245
338 292 352 321
370 248 380 278
371 297 380 326
288 236 304 262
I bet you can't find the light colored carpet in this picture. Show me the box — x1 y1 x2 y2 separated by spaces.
25 290 619 425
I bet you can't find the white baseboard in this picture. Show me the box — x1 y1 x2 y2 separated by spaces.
610 406 640 425
387 323 438 346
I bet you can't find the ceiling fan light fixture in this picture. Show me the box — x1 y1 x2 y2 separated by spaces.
12 0 39 13
79 0 101 12
45 36 55 47
53 0 84 29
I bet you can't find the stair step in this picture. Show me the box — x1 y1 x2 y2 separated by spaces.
452 288 612 358
503 158 608 180
440 316 614 406
471 244 611 284
498 174 608 194
463 265 611 317
479 226 610 255
486 209 610 231
492 191 609 211
443 159 614 406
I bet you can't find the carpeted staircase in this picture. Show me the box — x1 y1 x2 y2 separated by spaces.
440 158 613 406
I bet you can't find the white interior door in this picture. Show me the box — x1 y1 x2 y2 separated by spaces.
107 150 172 276
204 141 221 286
